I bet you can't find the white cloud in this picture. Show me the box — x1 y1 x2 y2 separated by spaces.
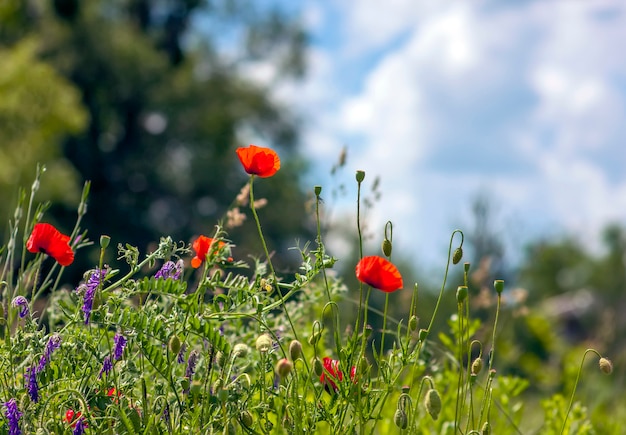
291 0 626 268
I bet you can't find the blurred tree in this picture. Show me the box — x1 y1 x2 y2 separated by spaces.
0 39 87 215
0 0 312 275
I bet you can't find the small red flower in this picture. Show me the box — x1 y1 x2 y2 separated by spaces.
355 256 403 292
26 223 74 266
236 145 280 178
191 235 225 268
320 357 356 393
64 409 84 428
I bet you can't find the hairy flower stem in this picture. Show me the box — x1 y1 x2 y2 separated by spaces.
560 348 604 435
248 175 299 343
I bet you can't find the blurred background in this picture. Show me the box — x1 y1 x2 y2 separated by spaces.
1 0 625 427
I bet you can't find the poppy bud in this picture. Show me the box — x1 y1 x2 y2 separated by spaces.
289 340 303 361
382 239 392 257
494 280 504 295
356 170 365 183
425 388 442 421
418 329 428 342
100 235 111 249
471 357 483 375
255 334 273 353
599 357 613 375
168 335 181 356
275 358 293 379
314 185 322 196
308 330 322 346
240 410 254 428
452 247 463 265
232 344 249 359
408 315 418 332
456 286 468 303
394 409 408 429
312 357 324 377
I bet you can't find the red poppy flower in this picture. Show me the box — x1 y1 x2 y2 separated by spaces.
191 235 225 268
355 256 403 292
236 145 280 178
64 409 84 428
26 223 74 266
320 357 356 393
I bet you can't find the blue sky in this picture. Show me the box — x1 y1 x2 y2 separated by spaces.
251 0 626 271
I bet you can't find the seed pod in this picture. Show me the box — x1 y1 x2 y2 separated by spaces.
314 185 322 196
382 239 392 257
255 334 273 353
471 357 483 375
356 170 365 183
424 388 442 421
599 357 613 375
240 410 253 428
168 335 181 356
408 315 418 332
275 358 293 379
456 286 468 303
452 247 463 264
394 409 408 429
494 280 504 295
289 340 303 361
418 329 428 342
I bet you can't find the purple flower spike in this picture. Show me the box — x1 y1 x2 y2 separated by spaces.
11 296 29 318
4 398 22 435
77 268 106 324
27 366 39 403
113 333 127 360
73 417 86 435
154 259 184 280
99 355 113 379
185 350 199 379
37 334 62 373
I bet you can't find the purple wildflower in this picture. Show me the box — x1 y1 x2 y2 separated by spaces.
37 334 62 373
73 417 86 435
11 296 29 318
77 268 106 324
154 259 183 280
99 355 113 379
4 398 22 435
113 333 127 360
185 350 199 379
177 343 187 364
27 366 39 403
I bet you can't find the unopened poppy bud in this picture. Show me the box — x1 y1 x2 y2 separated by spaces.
425 388 442 421
481 422 491 435
256 334 273 353
599 357 613 375
471 357 483 375
408 315 418 332
240 410 254 428
308 329 322 346
100 235 111 249
382 239 392 257
393 409 408 429
418 329 428 342
494 280 504 295
456 286 468 303
232 344 249 359
312 357 324 377
314 185 322 196
356 170 365 183
168 335 181 356
289 340 303 361
275 358 293 379
452 247 463 264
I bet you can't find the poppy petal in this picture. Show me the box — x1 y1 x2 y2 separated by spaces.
355 256 403 292
236 145 280 178
26 223 74 266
